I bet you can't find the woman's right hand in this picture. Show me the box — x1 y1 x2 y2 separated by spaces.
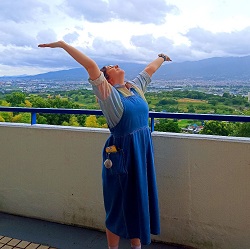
38 40 101 81
38 41 66 48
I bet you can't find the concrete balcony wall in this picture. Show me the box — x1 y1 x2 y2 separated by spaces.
0 123 249 249
153 132 250 249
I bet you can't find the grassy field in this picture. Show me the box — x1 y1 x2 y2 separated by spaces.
178 98 207 103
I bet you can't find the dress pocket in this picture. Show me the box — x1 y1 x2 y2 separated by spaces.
105 149 127 175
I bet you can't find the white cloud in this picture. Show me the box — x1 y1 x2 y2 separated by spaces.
186 27 250 57
0 23 37 47
0 0 49 22
61 0 176 24
60 0 110 22
37 29 58 44
63 32 80 44
0 0 250 76
107 0 177 24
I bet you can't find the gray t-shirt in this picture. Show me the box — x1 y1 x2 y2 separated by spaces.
89 70 151 128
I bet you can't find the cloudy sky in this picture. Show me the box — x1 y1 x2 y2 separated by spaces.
0 0 250 76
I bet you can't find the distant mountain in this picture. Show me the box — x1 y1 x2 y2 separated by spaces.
1 56 250 81
159 56 250 81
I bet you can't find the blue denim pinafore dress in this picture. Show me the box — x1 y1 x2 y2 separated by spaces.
102 88 160 245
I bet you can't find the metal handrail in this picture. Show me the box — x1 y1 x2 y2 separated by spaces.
0 107 250 131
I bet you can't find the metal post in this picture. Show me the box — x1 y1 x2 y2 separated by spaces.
31 112 37 125
150 117 155 132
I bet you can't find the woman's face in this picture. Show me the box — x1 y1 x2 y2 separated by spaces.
101 65 125 85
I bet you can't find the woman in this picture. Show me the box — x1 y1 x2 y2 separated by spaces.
38 41 171 249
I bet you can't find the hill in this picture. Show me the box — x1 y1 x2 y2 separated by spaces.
1 56 250 81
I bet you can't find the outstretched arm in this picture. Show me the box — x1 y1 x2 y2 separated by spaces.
144 53 171 77
38 41 100 80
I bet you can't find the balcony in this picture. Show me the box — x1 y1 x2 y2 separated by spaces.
0 119 249 249
0 212 180 249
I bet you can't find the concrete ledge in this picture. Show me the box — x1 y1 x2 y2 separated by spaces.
0 124 249 249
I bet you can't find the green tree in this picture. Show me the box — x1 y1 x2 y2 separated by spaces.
24 100 32 107
76 115 86 126
0 100 10 107
62 121 69 126
85 115 99 128
29 95 49 108
222 92 230 98
187 104 195 113
5 92 26 106
235 123 250 137
155 119 181 133
12 113 31 124
69 115 80 127
208 99 218 106
200 121 230 136
37 115 47 124
97 116 107 127
0 112 13 122
29 95 80 125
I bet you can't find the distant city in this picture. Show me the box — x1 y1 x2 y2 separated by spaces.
1 78 250 97
1 55 250 97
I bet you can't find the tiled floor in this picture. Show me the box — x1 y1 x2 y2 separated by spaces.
0 236 57 249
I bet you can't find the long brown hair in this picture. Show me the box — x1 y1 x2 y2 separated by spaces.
100 66 110 81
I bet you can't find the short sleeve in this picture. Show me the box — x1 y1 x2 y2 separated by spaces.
88 72 124 128
131 70 151 93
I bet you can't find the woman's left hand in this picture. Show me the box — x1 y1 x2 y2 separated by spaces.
158 53 172 61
